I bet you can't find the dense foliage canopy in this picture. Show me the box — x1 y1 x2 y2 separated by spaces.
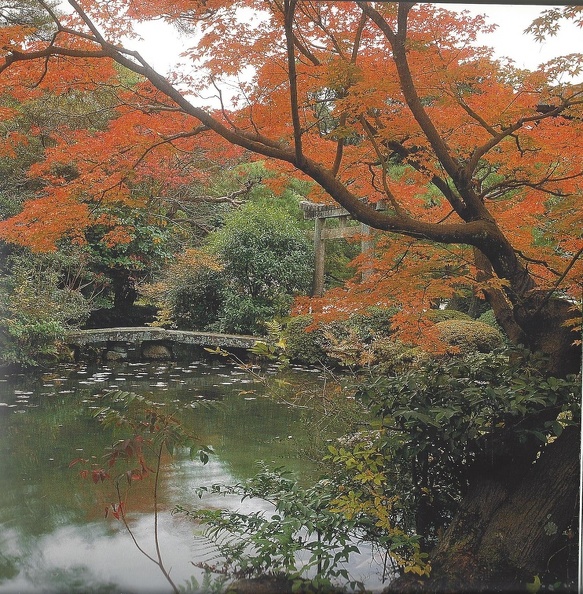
0 1 581 368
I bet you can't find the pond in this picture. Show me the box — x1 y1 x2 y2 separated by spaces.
0 359 387 593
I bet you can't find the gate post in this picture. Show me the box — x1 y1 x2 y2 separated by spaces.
361 223 373 281
313 216 326 296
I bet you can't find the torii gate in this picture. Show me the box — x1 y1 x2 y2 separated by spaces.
300 201 382 297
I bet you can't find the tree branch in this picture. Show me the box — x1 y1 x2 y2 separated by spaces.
359 116 406 216
533 245 583 316
284 0 304 166
360 2 495 224
332 11 367 177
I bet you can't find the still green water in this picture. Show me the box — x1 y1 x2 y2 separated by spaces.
0 360 385 593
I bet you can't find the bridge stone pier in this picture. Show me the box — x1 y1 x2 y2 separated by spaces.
66 327 259 363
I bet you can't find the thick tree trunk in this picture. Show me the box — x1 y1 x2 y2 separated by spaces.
474 243 581 377
513 291 581 377
389 427 580 593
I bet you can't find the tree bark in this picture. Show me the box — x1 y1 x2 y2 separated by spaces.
513 291 582 377
474 247 581 377
389 427 580 593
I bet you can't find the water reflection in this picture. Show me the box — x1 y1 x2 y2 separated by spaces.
0 361 385 593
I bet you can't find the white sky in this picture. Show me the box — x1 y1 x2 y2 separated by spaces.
449 4 582 70
134 4 581 75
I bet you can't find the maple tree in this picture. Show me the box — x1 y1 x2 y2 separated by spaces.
0 1 582 590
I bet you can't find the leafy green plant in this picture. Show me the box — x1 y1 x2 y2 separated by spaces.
176 465 366 592
325 439 430 577
143 248 224 330
0 251 94 367
365 338 430 376
477 308 506 336
347 348 580 548
283 315 330 366
145 200 313 335
281 308 399 367
179 572 229 594
248 319 290 365
194 341 579 589
434 319 504 354
82 202 176 313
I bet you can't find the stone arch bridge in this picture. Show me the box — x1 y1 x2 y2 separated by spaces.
66 327 259 363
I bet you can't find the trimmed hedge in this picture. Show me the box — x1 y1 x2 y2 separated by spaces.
435 319 503 354
369 337 430 375
284 310 503 367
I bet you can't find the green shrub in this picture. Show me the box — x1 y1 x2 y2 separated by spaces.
146 201 313 335
478 309 497 327
284 315 329 365
350 349 580 550
477 308 507 336
213 293 286 336
280 310 502 369
209 202 313 335
283 308 399 368
170 265 223 330
435 319 503 354
0 252 91 367
0 318 70 367
143 249 223 331
369 337 430 375
344 306 397 340
175 349 579 589
424 309 473 323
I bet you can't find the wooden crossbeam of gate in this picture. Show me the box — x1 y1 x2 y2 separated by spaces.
300 201 383 297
